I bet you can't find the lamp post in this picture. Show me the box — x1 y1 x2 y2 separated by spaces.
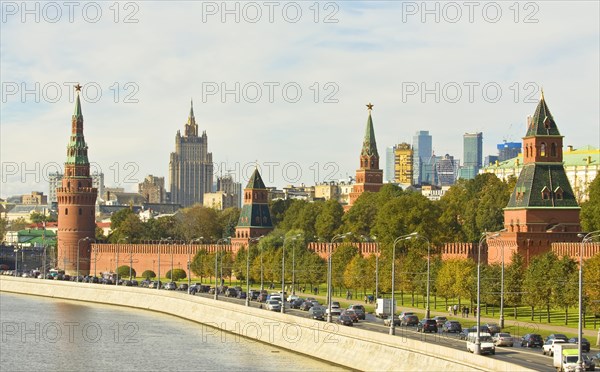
93 245 98 278
215 238 229 300
496 228 508 329
327 233 351 323
116 236 129 286
158 237 171 290
475 231 501 354
390 233 417 335
76 237 90 282
361 235 378 299
576 230 600 372
189 238 203 292
281 233 302 314
13 245 18 277
406 233 431 318
246 236 263 306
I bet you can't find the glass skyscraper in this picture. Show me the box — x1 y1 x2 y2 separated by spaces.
459 132 483 179
412 130 432 185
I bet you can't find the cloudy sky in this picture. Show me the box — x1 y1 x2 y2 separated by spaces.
1 1 599 197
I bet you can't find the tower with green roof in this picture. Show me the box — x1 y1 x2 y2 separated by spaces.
231 168 273 249
348 103 383 209
488 92 581 266
56 85 98 275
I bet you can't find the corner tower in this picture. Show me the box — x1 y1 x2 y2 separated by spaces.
348 103 383 208
231 168 273 250
56 85 97 275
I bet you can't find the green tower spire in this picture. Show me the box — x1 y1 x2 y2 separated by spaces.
361 103 379 158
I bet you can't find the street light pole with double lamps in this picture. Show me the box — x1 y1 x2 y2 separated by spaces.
405 233 431 319
575 230 600 372
188 237 203 291
327 233 351 323
246 236 263 307
475 231 501 355
281 233 302 314
390 232 417 335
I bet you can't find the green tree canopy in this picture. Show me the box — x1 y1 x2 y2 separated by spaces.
166 268 187 281
580 174 600 231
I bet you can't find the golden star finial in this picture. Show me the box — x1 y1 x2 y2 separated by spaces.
74 83 82 93
366 102 374 111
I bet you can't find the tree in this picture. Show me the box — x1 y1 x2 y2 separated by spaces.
553 256 578 324
580 175 600 231
141 270 156 279
8 217 29 232
218 207 241 239
341 192 379 237
166 268 187 281
177 205 222 242
584 253 600 315
343 254 370 297
117 265 136 279
523 252 559 322
504 252 525 318
110 214 145 243
315 199 344 241
0 217 8 241
110 208 136 231
190 249 210 281
269 198 294 228
435 259 475 308
331 243 358 294
233 247 248 282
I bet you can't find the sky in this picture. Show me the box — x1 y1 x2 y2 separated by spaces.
1 1 599 198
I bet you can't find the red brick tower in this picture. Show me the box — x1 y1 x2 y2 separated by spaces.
56 85 97 274
489 91 581 265
348 103 383 209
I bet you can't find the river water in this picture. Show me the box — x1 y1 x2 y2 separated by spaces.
0 292 347 371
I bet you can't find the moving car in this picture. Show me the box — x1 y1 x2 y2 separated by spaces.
442 320 462 333
542 339 566 356
521 333 543 348
342 309 359 323
383 315 401 327
337 314 353 326
401 315 419 327
485 323 501 335
466 332 495 355
347 305 366 320
416 319 437 333
568 337 590 353
265 300 281 312
433 316 447 328
308 306 325 321
492 333 513 347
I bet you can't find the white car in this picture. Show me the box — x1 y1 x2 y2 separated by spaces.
287 294 299 302
325 304 342 316
466 332 495 355
265 300 281 311
542 339 566 356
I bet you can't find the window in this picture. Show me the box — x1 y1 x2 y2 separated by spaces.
541 187 551 200
540 143 546 157
79 208 82 215
65 208 68 215
550 143 557 157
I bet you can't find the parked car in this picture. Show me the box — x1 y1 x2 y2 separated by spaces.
257 292 269 303
546 334 569 343
325 305 342 316
225 287 238 297
176 283 188 291
591 352 600 365
400 315 419 327
568 337 590 353
299 301 314 311
521 333 544 348
442 320 462 333
485 323 501 335
342 310 359 323
493 332 514 347
308 306 325 321
290 298 304 309
337 314 353 326
459 326 489 340
384 315 401 327
236 291 247 299
542 339 566 356
265 300 281 312
347 305 366 320
582 354 595 371
417 319 437 333
287 294 299 302
249 290 260 300
164 282 177 290
433 316 447 328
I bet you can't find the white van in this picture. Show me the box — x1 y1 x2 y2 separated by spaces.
466 332 496 355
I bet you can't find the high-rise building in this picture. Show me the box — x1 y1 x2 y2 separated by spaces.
484 155 499 167
348 104 383 208
56 86 97 275
216 174 242 208
436 154 459 186
138 175 166 204
385 146 395 182
412 130 432 185
459 132 483 180
497 141 521 161
393 143 413 185
421 155 439 186
169 100 213 207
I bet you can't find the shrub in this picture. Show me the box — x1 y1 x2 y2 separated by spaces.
141 270 156 279
166 268 186 281
117 265 136 278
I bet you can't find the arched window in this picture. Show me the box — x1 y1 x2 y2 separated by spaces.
550 143 557 157
65 208 69 215
540 143 546 157
79 208 82 215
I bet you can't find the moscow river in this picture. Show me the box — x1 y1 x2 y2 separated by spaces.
0 292 346 371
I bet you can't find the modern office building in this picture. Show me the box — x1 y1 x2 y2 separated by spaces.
436 154 459 186
385 146 395 183
459 132 483 180
497 141 521 162
393 143 413 185
169 100 214 207
412 130 432 185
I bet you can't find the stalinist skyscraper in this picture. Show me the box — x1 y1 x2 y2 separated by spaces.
169 101 213 207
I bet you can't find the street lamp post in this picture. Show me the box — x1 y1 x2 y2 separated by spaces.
215 238 229 300
246 236 263 307
475 231 500 355
390 233 417 335
76 237 90 282
158 237 171 290
576 230 600 372
116 236 129 286
13 246 18 277
361 235 378 299
281 234 301 314
188 238 203 292
406 233 431 319
327 233 351 323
